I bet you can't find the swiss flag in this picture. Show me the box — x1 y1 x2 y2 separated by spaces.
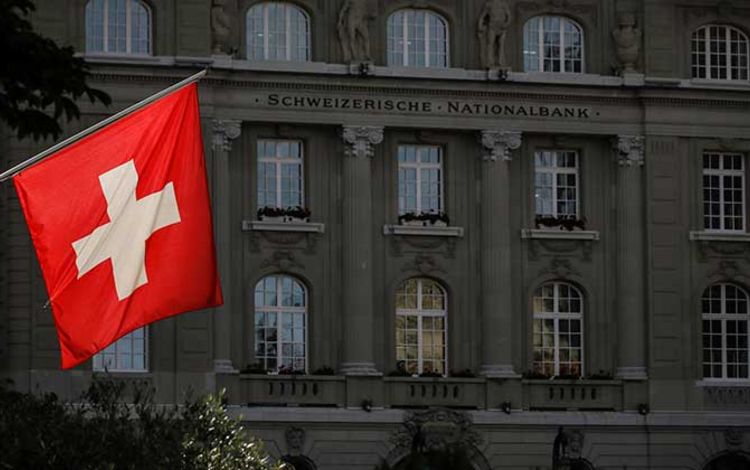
13 83 222 369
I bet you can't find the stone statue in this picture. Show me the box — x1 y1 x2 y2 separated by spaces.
211 0 231 55
612 12 641 73
338 0 374 63
478 0 512 69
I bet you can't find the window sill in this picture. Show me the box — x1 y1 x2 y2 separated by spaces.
695 379 750 387
689 231 750 242
521 229 600 241
383 224 464 237
92 370 150 376
243 220 325 233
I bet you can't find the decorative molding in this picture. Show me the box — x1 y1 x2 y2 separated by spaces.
244 220 325 234
401 254 446 275
383 225 464 237
724 428 745 449
707 260 750 281
390 409 482 458
389 235 457 259
521 229 599 241
212 119 241 152
690 231 750 262
538 257 581 279
341 125 384 158
285 426 305 455
260 251 305 271
613 135 645 167
480 130 522 162
704 386 750 406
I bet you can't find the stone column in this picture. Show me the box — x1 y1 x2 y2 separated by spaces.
478 130 522 378
339 126 384 375
613 135 648 380
211 119 241 373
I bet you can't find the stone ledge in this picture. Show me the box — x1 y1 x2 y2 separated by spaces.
689 231 750 242
521 229 600 241
383 225 464 237
695 379 750 387
243 220 325 233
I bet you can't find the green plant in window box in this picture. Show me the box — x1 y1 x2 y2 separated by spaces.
398 211 450 227
418 370 443 378
311 365 336 375
585 370 613 380
522 369 552 380
534 215 587 231
554 373 582 380
240 363 268 375
449 369 477 378
277 365 305 375
257 206 311 222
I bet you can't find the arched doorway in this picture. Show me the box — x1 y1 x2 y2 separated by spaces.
704 453 750 470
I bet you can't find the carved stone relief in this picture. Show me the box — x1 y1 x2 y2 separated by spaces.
260 251 305 271
210 0 232 55
707 259 750 282
538 257 581 279
478 0 512 69
337 0 375 63
612 13 641 73
285 426 306 455
401 254 446 275
389 236 456 258
724 428 745 449
527 239 593 261
613 135 645 167
696 241 750 263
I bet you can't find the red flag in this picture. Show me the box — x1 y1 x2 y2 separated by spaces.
13 83 222 369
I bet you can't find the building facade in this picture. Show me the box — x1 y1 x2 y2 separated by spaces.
2 0 750 468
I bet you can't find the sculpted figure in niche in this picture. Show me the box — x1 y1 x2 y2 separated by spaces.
612 13 641 73
478 0 512 69
338 0 374 63
211 0 231 55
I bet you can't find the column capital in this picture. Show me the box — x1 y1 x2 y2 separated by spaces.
212 119 242 152
613 135 645 167
341 125 384 158
480 130 522 162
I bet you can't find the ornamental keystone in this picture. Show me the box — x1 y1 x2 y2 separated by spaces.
480 130 522 161
342 125 384 158
613 135 645 167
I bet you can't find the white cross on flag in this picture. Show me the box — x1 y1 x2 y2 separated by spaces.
13 83 222 369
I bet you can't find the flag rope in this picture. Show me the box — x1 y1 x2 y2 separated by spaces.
0 68 208 183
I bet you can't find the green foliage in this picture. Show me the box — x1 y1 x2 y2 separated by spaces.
0 378 287 470
0 0 111 140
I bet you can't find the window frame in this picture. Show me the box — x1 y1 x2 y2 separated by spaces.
92 327 149 373
523 15 585 73
256 138 305 210
386 9 450 68
702 151 746 233
533 149 580 219
691 24 750 82
246 2 311 62
254 274 309 373
532 282 585 377
397 144 444 215
85 0 152 55
395 278 448 376
701 283 750 381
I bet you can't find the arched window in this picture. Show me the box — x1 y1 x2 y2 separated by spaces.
532 282 584 376
692 25 749 81
254 274 307 373
523 15 583 73
395 278 447 375
246 2 311 61
85 0 151 55
387 9 449 68
702 283 749 380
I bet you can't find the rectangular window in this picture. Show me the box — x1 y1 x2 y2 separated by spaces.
256 139 304 210
397 145 443 215
703 152 745 232
534 150 579 219
93 327 147 372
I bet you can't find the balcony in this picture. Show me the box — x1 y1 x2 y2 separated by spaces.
384 377 485 409
522 379 623 411
220 374 346 407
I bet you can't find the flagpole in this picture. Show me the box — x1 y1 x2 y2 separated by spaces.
0 68 208 183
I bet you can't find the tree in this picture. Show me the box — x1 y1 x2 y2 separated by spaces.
0 0 110 141
0 377 288 470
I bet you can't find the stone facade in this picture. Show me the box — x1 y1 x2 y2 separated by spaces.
2 0 750 469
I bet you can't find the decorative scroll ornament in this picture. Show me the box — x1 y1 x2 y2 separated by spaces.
342 125 384 158
480 130 522 162
613 135 645 167
612 13 641 73
212 119 241 152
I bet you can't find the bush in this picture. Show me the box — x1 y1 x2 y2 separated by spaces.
0 378 287 470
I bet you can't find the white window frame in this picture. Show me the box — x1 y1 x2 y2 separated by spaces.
387 9 449 68
395 278 448 376
702 152 745 232
702 283 750 381
534 149 579 219
246 2 311 61
256 139 305 210
692 25 750 81
254 275 308 373
523 15 584 73
92 327 148 373
397 144 443 215
85 0 152 55
532 282 584 377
